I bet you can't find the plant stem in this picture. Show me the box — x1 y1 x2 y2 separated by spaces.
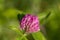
31 0 41 14
20 33 27 40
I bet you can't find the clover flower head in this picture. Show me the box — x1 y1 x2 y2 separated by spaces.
20 14 40 33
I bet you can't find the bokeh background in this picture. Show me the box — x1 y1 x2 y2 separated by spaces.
0 0 60 40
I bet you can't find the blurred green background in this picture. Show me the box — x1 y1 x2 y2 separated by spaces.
0 0 60 40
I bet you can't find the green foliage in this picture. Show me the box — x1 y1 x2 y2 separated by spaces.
0 0 60 40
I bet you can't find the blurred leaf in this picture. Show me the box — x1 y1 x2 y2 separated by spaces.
45 7 60 40
32 32 46 40
17 14 25 21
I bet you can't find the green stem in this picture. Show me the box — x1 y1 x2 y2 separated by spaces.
20 33 27 40
31 0 41 14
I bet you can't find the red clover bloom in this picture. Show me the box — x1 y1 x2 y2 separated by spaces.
20 14 40 33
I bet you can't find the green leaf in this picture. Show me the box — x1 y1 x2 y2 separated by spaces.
32 32 46 40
